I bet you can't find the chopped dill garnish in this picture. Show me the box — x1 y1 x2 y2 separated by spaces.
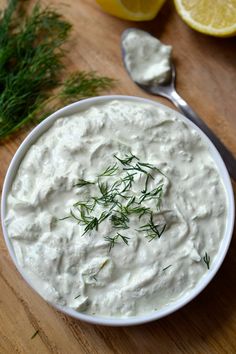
139 184 163 204
58 153 167 248
163 265 172 271
110 213 129 230
203 252 210 269
114 153 139 166
98 211 111 223
70 209 82 223
120 172 137 192
58 216 71 221
123 162 149 175
74 294 81 299
98 163 118 177
82 217 99 236
139 213 166 241
105 233 130 252
73 179 95 187
31 330 39 340
73 201 95 214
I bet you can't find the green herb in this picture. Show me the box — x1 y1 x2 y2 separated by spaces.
123 162 149 175
58 216 71 221
74 294 81 299
31 330 39 340
163 265 172 271
59 154 167 248
139 184 163 204
139 213 166 241
73 201 95 214
70 209 82 223
98 211 111 223
117 201 150 219
0 0 114 140
120 172 137 192
203 252 210 269
99 163 118 177
139 162 166 177
82 217 99 235
114 153 139 166
105 233 130 252
73 179 95 187
110 213 129 230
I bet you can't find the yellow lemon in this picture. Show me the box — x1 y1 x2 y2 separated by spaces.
96 0 166 21
174 0 236 37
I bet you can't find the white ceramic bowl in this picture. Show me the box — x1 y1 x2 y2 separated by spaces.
1 95 235 326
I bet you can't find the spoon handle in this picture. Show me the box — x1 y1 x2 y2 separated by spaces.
170 90 236 180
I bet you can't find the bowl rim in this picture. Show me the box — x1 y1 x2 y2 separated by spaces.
1 94 235 326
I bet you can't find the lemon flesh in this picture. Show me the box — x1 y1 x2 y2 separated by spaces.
96 0 166 21
174 0 236 37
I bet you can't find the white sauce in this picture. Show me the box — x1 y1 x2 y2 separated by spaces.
5 100 227 318
123 29 172 85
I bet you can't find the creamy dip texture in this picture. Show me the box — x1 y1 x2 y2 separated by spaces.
123 29 172 85
5 100 227 317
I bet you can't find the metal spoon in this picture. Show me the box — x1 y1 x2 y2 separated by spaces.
121 28 236 180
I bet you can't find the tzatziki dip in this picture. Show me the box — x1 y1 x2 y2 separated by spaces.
5 100 227 318
123 29 172 85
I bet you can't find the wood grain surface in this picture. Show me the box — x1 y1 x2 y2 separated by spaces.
0 0 236 353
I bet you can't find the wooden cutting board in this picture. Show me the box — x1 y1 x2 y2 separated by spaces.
0 0 236 353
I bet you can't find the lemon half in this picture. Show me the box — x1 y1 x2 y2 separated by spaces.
174 0 236 37
96 0 166 21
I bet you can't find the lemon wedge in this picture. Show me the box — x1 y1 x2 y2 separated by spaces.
96 0 166 21
174 0 236 37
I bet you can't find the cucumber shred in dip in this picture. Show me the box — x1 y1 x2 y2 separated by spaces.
5 100 227 317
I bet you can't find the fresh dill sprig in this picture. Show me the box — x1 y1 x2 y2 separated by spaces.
120 172 137 192
58 215 71 221
123 162 149 175
70 209 83 223
97 180 120 205
73 179 95 187
114 153 139 166
98 181 109 197
58 71 114 104
142 174 151 194
105 233 130 252
82 217 99 235
110 213 129 230
116 200 150 219
163 265 172 271
98 211 111 223
0 0 114 140
73 201 95 214
139 184 163 204
80 211 110 235
139 213 166 241
203 252 210 269
126 196 136 207
98 163 118 177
